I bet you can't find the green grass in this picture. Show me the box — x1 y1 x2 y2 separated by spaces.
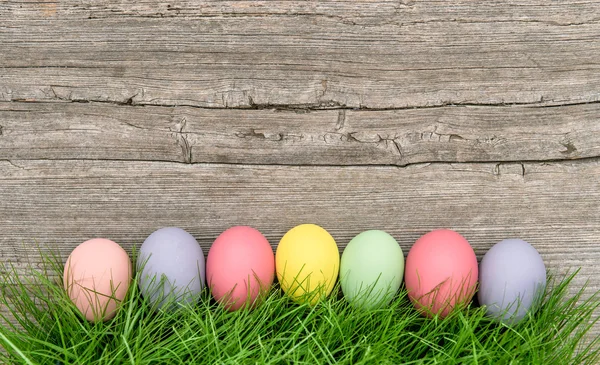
1 252 600 364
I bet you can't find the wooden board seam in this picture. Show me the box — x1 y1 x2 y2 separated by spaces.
7 96 600 111
2 158 600 175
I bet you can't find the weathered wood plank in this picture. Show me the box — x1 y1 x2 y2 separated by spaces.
4 0 600 24
1 102 598 165
0 160 598 294
1 3 599 108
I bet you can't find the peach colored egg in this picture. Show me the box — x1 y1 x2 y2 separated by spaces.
206 226 275 311
404 229 478 318
63 238 132 322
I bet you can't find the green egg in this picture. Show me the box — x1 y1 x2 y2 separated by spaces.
340 230 405 309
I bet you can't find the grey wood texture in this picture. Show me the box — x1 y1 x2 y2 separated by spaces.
1 102 599 165
2 1 600 108
1 159 598 279
1 0 600 332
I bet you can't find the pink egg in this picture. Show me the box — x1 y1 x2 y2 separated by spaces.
206 226 275 311
63 238 132 322
404 229 478 318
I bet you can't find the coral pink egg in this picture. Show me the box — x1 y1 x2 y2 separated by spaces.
206 226 275 311
404 229 478 318
63 238 132 322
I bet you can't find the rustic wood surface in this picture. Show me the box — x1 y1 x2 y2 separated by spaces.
1 0 599 333
2 1 600 108
2 102 599 165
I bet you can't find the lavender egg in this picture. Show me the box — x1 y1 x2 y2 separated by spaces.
138 227 206 310
478 239 546 324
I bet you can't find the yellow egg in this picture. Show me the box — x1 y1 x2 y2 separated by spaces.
276 224 340 305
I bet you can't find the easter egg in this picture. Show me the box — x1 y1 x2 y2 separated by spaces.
404 229 478 317
206 226 275 311
63 238 132 322
478 239 546 324
276 224 339 305
138 227 205 310
340 230 404 309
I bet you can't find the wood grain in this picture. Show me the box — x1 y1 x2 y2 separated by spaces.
1 159 599 287
5 0 600 21
1 1 600 108
1 102 598 165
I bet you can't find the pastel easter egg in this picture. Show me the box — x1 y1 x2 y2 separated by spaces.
64 238 132 322
340 230 404 309
206 226 275 311
478 239 546 324
138 227 205 310
276 224 339 305
404 229 478 318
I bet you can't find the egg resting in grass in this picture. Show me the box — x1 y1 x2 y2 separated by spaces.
276 224 339 305
340 230 404 309
404 229 478 317
63 238 132 322
138 227 205 310
206 226 275 311
478 239 546 324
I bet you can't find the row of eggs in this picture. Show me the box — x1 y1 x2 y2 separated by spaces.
64 224 547 324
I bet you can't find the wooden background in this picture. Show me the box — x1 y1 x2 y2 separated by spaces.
1 0 599 325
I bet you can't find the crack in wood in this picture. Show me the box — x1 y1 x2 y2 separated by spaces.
335 110 346 131
416 126 506 145
178 133 192 163
448 134 465 142
170 117 192 163
560 140 578 155
392 140 403 160
2 156 599 169
1 160 26 170
7 97 600 111
235 129 285 141
494 162 526 177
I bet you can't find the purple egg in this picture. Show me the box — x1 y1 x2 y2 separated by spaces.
478 239 546 324
138 227 206 310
